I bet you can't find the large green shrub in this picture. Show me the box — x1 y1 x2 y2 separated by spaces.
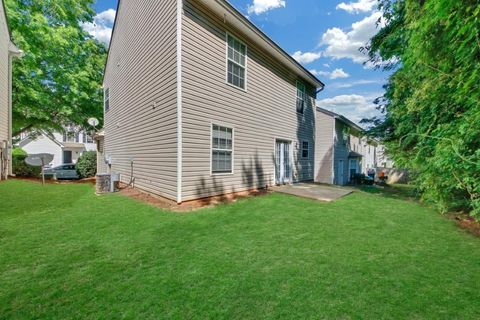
76 151 97 178
366 0 480 217
12 148 41 177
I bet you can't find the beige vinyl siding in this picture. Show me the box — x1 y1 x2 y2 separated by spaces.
96 138 107 174
103 0 178 200
0 2 9 179
181 0 316 201
314 111 334 184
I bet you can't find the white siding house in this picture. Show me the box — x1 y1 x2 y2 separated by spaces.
18 131 96 167
315 107 380 185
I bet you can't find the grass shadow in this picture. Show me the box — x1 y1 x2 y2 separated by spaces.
357 184 421 202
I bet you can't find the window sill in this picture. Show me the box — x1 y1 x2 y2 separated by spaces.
211 172 235 177
225 81 247 93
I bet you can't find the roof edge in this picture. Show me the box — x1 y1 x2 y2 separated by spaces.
102 0 121 84
213 0 325 88
103 0 326 89
316 107 363 132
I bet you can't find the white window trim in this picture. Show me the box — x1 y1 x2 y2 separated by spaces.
296 81 306 115
301 140 310 159
210 123 235 176
225 32 248 92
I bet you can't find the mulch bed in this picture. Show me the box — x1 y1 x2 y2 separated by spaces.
449 213 480 238
119 185 270 213
9 177 96 185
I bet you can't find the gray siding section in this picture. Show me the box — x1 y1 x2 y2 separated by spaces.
314 111 334 184
333 120 349 185
103 0 178 200
181 0 316 201
0 2 9 179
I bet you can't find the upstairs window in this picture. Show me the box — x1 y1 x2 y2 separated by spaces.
83 133 94 144
63 131 76 143
302 141 310 158
296 82 306 114
227 34 247 90
104 88 110 111
212 125 233 174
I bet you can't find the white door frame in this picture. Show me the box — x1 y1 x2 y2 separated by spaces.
274 138 293 185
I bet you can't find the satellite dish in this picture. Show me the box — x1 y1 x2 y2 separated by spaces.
88 117 100 127
25 153 54 167
25 154 55 186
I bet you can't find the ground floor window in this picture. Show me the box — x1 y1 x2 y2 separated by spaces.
301 141 310 158
212 125 233 174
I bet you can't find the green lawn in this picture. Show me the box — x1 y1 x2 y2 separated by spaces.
1 180 479 319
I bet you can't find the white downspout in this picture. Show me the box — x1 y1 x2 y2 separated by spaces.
176 0 183 204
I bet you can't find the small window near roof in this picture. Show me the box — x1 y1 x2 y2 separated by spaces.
104 88 110 111
226 34 247 90
63 131 76 143
212 125 233 174
302 141 309 158
296 82 306 114
83 133 94 144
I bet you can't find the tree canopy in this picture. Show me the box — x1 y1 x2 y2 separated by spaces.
5 0 107 136
367 0 480 216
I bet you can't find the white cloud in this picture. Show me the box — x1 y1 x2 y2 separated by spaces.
82 9 116 45
247 0 286 15
329 79 380 89
310 68 350 79
316 93 382 124
94 9 116 25
336 0 377 14
320 11 384 64
292 51 322 64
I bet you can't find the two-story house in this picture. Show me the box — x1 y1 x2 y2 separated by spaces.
0 0 21 180
101 0 325 203
315 107 379 185
18 129 97 167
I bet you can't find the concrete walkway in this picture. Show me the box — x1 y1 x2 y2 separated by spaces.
271 183 353 202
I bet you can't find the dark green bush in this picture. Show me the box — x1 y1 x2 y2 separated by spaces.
12 148 41 177
76 151 97 178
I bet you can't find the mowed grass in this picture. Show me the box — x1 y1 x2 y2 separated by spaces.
1 180 479 319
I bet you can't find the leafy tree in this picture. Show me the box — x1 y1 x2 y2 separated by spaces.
366 0 480 216
5 0 107 136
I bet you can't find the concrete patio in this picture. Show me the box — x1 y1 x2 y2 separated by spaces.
271 183 353 202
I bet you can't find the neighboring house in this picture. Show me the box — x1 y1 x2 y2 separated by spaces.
376 144 394 169
18 130 96 167
315 107 379 185
0 0 21 180
102 0 325 203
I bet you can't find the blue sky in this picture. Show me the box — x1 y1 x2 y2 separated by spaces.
88 0 389 124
